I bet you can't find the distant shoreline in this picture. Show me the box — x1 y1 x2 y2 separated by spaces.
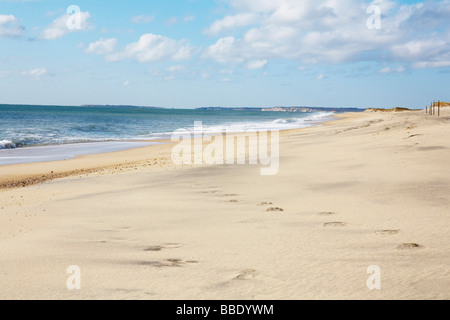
2 103 425 112
196 106 364 113
1 103 365 112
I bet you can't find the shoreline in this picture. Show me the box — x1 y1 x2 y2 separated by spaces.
0 141 161 166
0 112 356 189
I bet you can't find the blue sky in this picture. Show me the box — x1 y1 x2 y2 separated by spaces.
0 0 449 109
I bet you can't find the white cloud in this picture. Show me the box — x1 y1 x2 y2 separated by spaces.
205 13 258 35
40 11 91 40
246 59 268 69
131 15 154 24
123 81 130 86
391 37 450 69
0 70 12 77
378 66 405 74
316 74 324 80
0 15 16 25
413 61 450 69
106 33 193 63
184 15 195 22
203 0 450 70
0 14 24 38
220 69 234 75
85 38 118 55
204 36 245 63
166 65 186 73
22 68 47 79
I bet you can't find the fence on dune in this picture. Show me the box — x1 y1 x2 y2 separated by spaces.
425 101 449 116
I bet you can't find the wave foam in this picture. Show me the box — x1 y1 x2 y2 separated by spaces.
165 112 335 139
0 140 16 149
201 112 335 133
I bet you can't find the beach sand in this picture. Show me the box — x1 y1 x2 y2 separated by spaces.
0 109 449 300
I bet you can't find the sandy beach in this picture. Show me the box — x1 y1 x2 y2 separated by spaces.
0 109 449 300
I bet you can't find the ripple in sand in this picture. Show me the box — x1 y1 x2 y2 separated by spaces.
323 222 346 227
234 269 258 280
375 229 399 236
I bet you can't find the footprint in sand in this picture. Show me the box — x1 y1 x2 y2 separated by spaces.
375 229 400 236
143 243 180 252
202 186 222 194
318 211 336 216
143 246 163 252
234 269 258 280
136 259 198 268
397 243 422 249
323 222 346 227
136 259 183 268
229 200 239 203
202 190 220 194
266 207 284 212
258 202 273 206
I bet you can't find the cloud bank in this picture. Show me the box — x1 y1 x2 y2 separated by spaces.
83 0 450 71
0 14 24 38
203 0 450 69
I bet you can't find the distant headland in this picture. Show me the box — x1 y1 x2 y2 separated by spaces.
80 105 162 109
196 106 364 113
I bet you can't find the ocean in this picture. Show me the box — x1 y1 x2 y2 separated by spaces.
0 105 340 148
0 104 340 165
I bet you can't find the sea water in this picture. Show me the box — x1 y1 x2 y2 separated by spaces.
0 104 339 165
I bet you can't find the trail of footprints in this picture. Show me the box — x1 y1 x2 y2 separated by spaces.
138 243 199 268
139 240 257 284
318 211 422 250
95 227 199 269
96 185 422 293
131 186 421 283
207 186 423 250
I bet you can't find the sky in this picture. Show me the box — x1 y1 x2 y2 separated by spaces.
0 0 449 109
